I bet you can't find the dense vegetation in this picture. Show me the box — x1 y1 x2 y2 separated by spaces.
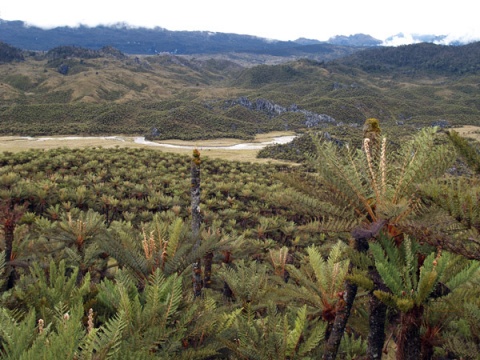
2 32 480 359
0 126 480 358
0 42 24 63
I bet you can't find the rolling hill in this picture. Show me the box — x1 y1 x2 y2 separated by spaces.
0 40 479 140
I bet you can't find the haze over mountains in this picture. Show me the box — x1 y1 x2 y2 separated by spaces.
0 18 470 57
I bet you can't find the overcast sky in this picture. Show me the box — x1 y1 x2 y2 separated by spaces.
1 0 479 45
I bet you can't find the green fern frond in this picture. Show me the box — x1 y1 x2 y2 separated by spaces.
392 127 454 204
444 258 480 290
421 177 480 231
14 260 90 323
298 217 360 235
158 273 183 326
338 332 367 359
219 260 269 307
286 305 307 356
308 138 376 220
92 310 128 359
298 319 326 357
0 308 37 359
415 264 439 306
370 241 404 295
25 303 86 359
166 217 184 259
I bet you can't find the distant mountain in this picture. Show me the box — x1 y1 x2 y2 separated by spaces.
327 34 382 47
332 41 480 75
0 19 368 59
293 38 323 45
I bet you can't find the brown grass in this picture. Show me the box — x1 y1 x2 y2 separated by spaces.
0 132 296 164
453 125 480 141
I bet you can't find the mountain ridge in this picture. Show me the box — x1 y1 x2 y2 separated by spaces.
0 19 369 57
0 18 470 57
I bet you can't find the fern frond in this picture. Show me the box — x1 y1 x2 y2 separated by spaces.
443 257 480 290
298 217 360 235
92 310 128 359
158 273 183 327
298 319 326 357
308 139 376 220
166 217 184 260
286 305 307 356
392 127 454 203
370 241 403 296
0 308 37 359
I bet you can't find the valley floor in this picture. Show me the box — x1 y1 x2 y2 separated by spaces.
0 131 297 163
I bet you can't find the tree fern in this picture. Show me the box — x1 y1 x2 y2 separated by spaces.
20 303 87 360
14 260 91 322
219 259 270 308
282 242 349 310
220 301 326 360
370 234 480 358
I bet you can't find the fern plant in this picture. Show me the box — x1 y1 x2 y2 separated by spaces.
95 268 221 359
103 215 231 285
218 259 270 308
219 302 327 360
14 259 91 323
277 242 349 335
417 177 480 260
368 235 480 359
281 126 455 360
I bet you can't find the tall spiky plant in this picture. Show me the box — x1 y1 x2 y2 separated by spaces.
284 126 454 359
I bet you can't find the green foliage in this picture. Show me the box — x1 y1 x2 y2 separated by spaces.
0 126 479 359
416 177 480 259
0 41 25 63
220 302 326 359
371 236 480 312
258 132 317 162
0 309 37 359
281 242 350 321
3 74 35 91
219 259 270 307
287 126 455 238
2 43 480 138
14 260 91 322
334 42 480 76
338 333 367 359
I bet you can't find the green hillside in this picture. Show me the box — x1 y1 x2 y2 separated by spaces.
1 42 480 140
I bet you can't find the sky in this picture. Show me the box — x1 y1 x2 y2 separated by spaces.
1 0 479 45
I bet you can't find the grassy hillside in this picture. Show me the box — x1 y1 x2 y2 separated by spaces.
1 42 480 140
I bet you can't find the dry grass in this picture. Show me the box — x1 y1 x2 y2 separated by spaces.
0 132 296 164
453 125 480 141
